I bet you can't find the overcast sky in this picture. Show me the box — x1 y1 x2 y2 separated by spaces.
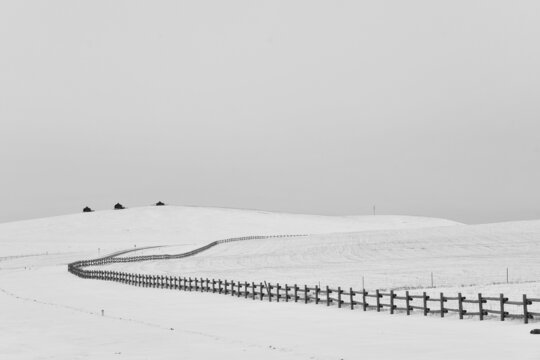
1 1 539 224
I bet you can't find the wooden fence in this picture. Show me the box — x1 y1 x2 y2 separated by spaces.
68 235 539 324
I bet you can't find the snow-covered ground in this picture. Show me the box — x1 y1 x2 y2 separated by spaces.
1 206 539 359
98 220 540 296
0 206 459 258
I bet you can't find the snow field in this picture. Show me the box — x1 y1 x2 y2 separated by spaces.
1 263 539 360
96 220 540 298
0 206 460 257
1 206 539 359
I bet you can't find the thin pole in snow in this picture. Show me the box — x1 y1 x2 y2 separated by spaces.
431 272 434 287
362 276 365 289
373 205 376 216
506 268 509 284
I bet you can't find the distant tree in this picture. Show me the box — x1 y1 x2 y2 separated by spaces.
83 206 93 213
114 203 125 210
155 201 165 206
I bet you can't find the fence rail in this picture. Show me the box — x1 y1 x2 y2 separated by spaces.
67 234 538 325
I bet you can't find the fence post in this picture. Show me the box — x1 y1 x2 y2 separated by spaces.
268 283 272 302
390 290 394 314
350 288 354 310
458 293 464 320
244 281 248 299
238 281 241 298
315 286 320 305
294 284 298 303
499 293 505 321
326 286 331 307
440 292 445 318
338 287 342 308
260 283 264 301
285 284 289 302
363 289 368 311
406 291 410 315
523 294 529 324
423 292 429 316
376 289 381 312
305 285 309 304
252 282 256 300
218 279 223 294
276 283 281 302
478 293 484 321
231 281 235 296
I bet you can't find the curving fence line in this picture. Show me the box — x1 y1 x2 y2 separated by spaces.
68 234 539 325
68 235 302 270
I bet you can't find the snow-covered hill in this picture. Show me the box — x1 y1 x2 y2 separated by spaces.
0 205 460 257
98 217 540 297
2 206 539 360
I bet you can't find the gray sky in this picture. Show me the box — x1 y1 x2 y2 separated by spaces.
1 1 539 224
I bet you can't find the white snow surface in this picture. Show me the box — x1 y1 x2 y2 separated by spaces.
1 206 539 359
103 219 540 295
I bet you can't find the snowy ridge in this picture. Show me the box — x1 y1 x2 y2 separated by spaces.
0 205 461 257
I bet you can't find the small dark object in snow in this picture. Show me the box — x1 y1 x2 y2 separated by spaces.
531 329 540 334
114 203 125 210
83 206 93 213
156 201 165 206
